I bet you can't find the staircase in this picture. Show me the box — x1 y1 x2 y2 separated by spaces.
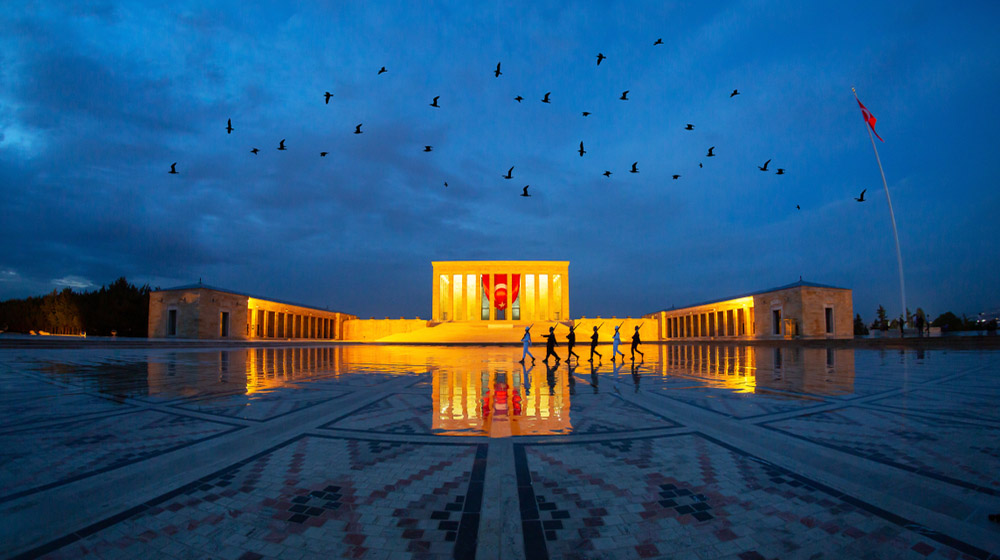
376 321 574 344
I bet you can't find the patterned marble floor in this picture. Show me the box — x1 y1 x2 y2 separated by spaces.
0 342 998 559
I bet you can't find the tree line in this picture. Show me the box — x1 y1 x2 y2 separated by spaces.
854 305 998 335
0 277 150 337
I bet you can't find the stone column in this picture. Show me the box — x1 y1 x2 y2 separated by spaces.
506 273 513 322
475 273 482 321
432 272 440 321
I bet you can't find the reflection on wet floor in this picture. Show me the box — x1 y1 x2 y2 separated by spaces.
18 344 865 437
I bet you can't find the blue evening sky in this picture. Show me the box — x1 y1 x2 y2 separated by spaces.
1 1 998 322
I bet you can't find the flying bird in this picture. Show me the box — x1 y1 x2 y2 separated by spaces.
855 189 867 202
603 171 612 177
378 66 387 75
730 89 740 97
324 91 333 104
424 146 433 152
706 146 715 157
796 205 801 210
495 62 502 77
630 162 639 173
699 162 703 168
277 139 286 150
776 168 785 175
541 92 551 103
582 111 591 116
620 90 629 101
685 124 694 130
430 96 440 107
169 162 178 174
521 185 531 197
514 95 523 102
444 182 448 188
320 151 328 157
672 174 680 180
226 119 233 134
250 148 259 154
759 159 771 171
504 166 514 179
578 142 586 156
354 124 363 134
596 53 606 65
654 38 663 45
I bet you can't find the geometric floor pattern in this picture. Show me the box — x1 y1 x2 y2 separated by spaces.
1 342 998 560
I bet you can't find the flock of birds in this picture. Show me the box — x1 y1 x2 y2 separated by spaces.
167 41 870 208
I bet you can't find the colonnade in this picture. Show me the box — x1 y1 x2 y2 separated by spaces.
432 261 570 322
246 299 348 340
651 297 755 340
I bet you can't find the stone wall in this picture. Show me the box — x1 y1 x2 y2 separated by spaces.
342 318 431 341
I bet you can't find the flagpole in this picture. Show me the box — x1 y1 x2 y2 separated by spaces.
853 87 906 325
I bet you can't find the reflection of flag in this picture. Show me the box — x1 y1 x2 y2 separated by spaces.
856 97 884 142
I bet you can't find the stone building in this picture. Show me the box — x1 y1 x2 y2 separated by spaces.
148 283 354 340
432 261 570 322
644 280 853 340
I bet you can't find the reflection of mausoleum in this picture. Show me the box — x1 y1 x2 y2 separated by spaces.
432 261 569 322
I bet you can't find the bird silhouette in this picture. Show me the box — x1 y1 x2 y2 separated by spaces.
541 92 551 103
430 96 440 107
672 174 681 180
730 89 740 97
444 181 448 188
514 95 523 102
250 148 259 154
324 91 333 104
796 205 801 210
603 170 612 177
226 118 233 134
776 168 785 175
620 90 629 100
277 139 286 150
169 162 178 174
320 151 328 157
521 185 531 197
495 62 502 77
424 146 433 152
685 124 694 130
630 162 639 173
354 124 363 134
596 53 606 65
504 166 514 179
582 111 591 116
699 162 703 168
578 141 586 157
654 38 663 45
378 66 387 75
759 159 771 171
706 146 715 157
855 188 866 202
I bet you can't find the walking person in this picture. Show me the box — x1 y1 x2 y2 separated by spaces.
542 326 560 363
566 324 580 362
588 324 603 363
631 325 644 362
519 325 535 365
611 324 626 362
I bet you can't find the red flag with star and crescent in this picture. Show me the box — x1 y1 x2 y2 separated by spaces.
856 96 884 142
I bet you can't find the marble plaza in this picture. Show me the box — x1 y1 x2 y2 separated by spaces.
1 342 998 559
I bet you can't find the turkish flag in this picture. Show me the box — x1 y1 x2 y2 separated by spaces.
482 274 521 310
856 97 884 142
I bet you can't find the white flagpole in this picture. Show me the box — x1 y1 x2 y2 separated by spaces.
854 87 907 326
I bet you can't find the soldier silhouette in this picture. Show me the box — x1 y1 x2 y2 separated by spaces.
589 323 603 362
519 325 535 365
611 324 626 361
631 325 644 362
542 326 560 363
566 324 580 362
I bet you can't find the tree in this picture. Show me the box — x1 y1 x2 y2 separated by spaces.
854 314 869 335
932 312 963 332
875 305 888 331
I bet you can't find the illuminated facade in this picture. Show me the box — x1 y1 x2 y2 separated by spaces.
431 261 570 322
645 280 853 340
148 284 354 340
